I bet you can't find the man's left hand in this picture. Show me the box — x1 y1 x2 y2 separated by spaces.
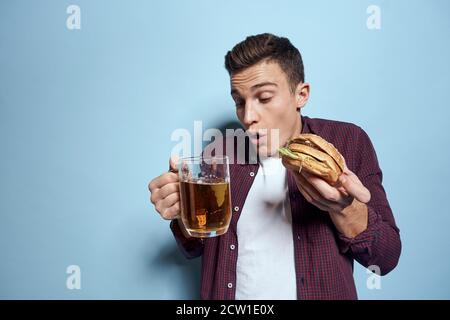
283 160 371 238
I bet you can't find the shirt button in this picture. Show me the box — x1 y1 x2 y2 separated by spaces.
230 244 235 250
234 206 239 212
297 235 301 240
227 283 233 289
249 171 255 177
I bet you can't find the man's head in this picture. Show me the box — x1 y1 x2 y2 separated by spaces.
225 33 310 158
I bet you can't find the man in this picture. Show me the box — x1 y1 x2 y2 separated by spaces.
148 33 401 299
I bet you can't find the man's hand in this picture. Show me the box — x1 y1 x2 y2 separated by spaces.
148 156 181 220
148 156 193 238
282 159 371 238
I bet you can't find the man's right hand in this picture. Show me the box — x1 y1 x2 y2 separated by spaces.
148 156 181 220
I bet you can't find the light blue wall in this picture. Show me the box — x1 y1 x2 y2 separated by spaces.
1 0 449 299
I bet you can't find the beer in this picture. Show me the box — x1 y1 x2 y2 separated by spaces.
179 180 232 237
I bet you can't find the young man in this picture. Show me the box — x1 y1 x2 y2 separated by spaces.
148 33 401 299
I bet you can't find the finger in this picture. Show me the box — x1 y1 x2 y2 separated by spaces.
339 167 365 196
342 166 362 183
339 174 371 203
347 171 367 189
148 172 179 191
296 180 314 203
160 192 180 211
211 159 217 175
337 186 350 197
298 174 352 211
298 183 329 212
342 158 348 171
161 202 181 220
297 174 322 200
179 160 193 181
169 155 180 173
333 178 350 197
150 189 159 205
298 183 313 202
301 172 343 203
282 158 302 173
158 182 179 200
297 174 339 209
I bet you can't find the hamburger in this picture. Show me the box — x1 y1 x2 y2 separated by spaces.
278 134 345 184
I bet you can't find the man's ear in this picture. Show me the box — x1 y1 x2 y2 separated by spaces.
295 82 310 111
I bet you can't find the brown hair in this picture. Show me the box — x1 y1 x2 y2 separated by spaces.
224 33 305 93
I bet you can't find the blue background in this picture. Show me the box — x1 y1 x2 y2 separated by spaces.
1 0 449 299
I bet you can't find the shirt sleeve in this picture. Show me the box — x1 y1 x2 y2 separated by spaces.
170 219 204 259
336 128 402 276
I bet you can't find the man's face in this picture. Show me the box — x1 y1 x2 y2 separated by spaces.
230 60 307 158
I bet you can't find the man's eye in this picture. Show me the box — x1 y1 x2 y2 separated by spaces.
259 97 272 103
235 101 244 108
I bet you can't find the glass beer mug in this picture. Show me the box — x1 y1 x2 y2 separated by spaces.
177 156 232 238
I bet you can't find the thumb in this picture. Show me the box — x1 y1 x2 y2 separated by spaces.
169 155 179 172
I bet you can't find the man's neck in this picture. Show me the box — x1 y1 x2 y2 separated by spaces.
293 113 302 136
286 113 302 143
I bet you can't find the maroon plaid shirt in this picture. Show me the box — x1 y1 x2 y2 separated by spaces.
170 116 401 300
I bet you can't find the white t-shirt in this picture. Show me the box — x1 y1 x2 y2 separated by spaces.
235 156 297 300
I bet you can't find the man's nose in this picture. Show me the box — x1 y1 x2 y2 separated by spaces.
243 103 258 127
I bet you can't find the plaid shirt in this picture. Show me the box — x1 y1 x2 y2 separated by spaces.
170 116 401 300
